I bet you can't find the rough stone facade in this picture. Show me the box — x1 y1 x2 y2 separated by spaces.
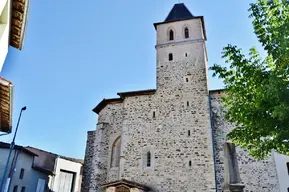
210 92 280 192
81 3 280 192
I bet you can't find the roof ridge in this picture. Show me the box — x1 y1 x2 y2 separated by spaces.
26 145 83 163
26 146 58 156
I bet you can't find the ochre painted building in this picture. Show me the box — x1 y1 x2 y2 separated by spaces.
82 3 281 192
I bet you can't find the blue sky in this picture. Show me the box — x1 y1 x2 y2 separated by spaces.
0 0 264 159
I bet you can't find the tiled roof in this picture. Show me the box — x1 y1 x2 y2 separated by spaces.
117 89 156 98
26 146 84 166
0 142 37 156
92 98 123 114
93 89 156 114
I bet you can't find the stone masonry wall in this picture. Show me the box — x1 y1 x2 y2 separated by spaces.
82 130 96 192
82 17 217 192
118 18 216 191
210 91 280 192
82 103 124 192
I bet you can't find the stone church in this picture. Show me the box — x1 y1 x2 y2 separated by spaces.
82 3 280 192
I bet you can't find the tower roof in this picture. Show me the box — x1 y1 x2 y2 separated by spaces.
164 3 194 22
153 3 207 40
153 3 201 29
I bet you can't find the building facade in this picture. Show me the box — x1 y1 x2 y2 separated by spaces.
27 146 84 192
82 3 285 192
0 0 29 134
48 157 83 192
0 142 51 192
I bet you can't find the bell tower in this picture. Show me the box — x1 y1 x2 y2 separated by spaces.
153 3 208 93
151 3 216 191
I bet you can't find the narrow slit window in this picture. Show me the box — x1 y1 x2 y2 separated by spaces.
169 53 173 61
169 30 174 40
186 78 189 82
185 53 188 57
147 152 151 167
153 111 156 118
185 27 189 38
287 162 289 175
189 160 192 167
188 130 191 136
187 101 189 107
19 168 24 179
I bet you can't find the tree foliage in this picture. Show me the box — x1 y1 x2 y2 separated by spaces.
210 0 289 159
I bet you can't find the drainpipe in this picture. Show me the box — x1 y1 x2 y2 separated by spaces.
208 93 218 192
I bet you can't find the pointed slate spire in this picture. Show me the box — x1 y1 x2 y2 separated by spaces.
153 3 207 40
153 3 196 29
164 3 194 22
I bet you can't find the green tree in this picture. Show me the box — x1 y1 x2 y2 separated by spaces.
210 0 289 159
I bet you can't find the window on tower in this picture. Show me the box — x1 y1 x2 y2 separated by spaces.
147 151 151 167
169 30 174 40
169 53 173 61
185 27 189 38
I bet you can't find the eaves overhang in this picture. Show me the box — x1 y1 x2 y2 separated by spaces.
9 0 30 50
0 77 13 133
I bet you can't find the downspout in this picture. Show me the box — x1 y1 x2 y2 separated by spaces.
208 93 218 192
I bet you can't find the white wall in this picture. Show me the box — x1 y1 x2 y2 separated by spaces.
0 148 49 192
50 157 82 192
274 152 289 192
0 0 10 72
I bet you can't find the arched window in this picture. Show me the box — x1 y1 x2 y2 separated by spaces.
147 151 151 167
184 27 189 38
169 53 173 61
111 137 121 168
169 30 174 40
